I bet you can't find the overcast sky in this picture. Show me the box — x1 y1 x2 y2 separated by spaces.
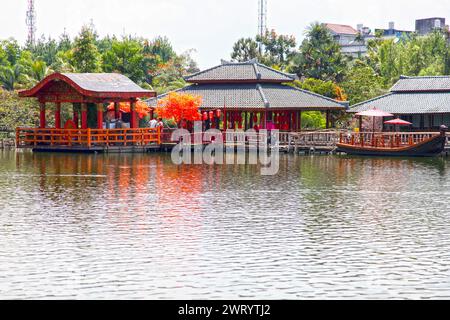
1 0 450 69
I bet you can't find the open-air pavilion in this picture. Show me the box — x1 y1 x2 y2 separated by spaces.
146 59 349 132
16 73 160 152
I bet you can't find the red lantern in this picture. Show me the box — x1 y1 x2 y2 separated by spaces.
216 109 222 118
209 111 214 120
253 114 258 123
202 112 208 121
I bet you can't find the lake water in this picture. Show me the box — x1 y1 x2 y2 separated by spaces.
1 150 450 299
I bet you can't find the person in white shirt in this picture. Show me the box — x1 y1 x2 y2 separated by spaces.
149 118 158 128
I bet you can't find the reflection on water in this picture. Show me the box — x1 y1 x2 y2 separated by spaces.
1 150 450 299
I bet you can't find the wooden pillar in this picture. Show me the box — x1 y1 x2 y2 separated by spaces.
130 100 137 129
73 104 79 129
81 103 88 129
55 102 61 129
114 102 120 119
97 103 104 129
224 111 228 131
263 111 267 129
299 111 302 132
359 116 363 132
326 110 330 129
39 102 46 129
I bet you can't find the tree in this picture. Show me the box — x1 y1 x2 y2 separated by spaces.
231 30 297 70
145 36 176 64
28 60 52 83
0 64 23 91
0 89 39 131
231 38 259 62
290 78 347 100
341 63 386 105
257 29 297 69
291 22 347 82
31 35 59 66
289 78 348 129
0 39 21 66
58 32 72 52
71 25 102 73
102 38 144 83
155 92 202 123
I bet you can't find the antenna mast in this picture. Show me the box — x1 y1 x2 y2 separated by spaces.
26 0 36 46
258 0 267 55
258 0 267 38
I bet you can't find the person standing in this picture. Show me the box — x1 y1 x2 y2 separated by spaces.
149 118 158 128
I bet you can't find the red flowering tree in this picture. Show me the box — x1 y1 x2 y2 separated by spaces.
155 92 202 123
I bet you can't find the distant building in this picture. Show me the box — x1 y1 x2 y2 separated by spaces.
350 75 450 131
375 22 413 41
324 23 373 58
416 17 446 35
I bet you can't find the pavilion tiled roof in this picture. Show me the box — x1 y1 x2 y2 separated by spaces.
391 75 450 92
324 23 358 35
19 73 154 99
184 59 298 83
146 83 346 111
62 73 151 93
350 76 450 114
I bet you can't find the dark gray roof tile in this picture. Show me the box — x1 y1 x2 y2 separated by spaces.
349 92 450 114
391 76 450 92
184 60 297 83
146 83 346 110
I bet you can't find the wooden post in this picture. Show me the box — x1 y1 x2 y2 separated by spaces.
326 110 330 129
39 102 46 129
130 100 137 129
114 102 120 119
263 111 267 129
299 111 302 132
55 102 61 129
97 103 104 129
73 104 79 129
81 103 88 129
224 111 228 131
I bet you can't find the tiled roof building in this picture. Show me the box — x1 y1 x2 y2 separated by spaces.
147 60 348 131
350 75 450 130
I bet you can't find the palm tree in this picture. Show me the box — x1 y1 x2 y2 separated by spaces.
29 60 52 83
0 64 23 91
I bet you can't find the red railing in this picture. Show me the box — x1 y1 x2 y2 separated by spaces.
16 128 161 148
339 132 438 148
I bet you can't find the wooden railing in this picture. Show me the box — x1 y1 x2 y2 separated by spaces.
339 132 438 148
16 128 161 148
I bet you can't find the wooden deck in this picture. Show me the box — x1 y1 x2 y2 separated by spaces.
15 128 450 156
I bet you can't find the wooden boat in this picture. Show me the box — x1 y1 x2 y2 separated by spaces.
337 126 448 157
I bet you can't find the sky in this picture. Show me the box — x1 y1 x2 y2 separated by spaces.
1 0 450 69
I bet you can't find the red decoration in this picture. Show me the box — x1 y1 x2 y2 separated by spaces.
156 92 202 123
216 109 222 118
202 112 208 121
209 111 214 120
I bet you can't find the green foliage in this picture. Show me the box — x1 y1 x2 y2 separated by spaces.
231 38 259 62
301 111 326 130
257 30 297 69
291 23 347 82
0 64 24 91
231 29 297 70
71 25 102 73
341 62 387 104
0 89 39 131
102 38 144 83
365 31 450 85
30 35 59 66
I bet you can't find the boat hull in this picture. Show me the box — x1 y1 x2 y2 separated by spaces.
336 135 447 157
